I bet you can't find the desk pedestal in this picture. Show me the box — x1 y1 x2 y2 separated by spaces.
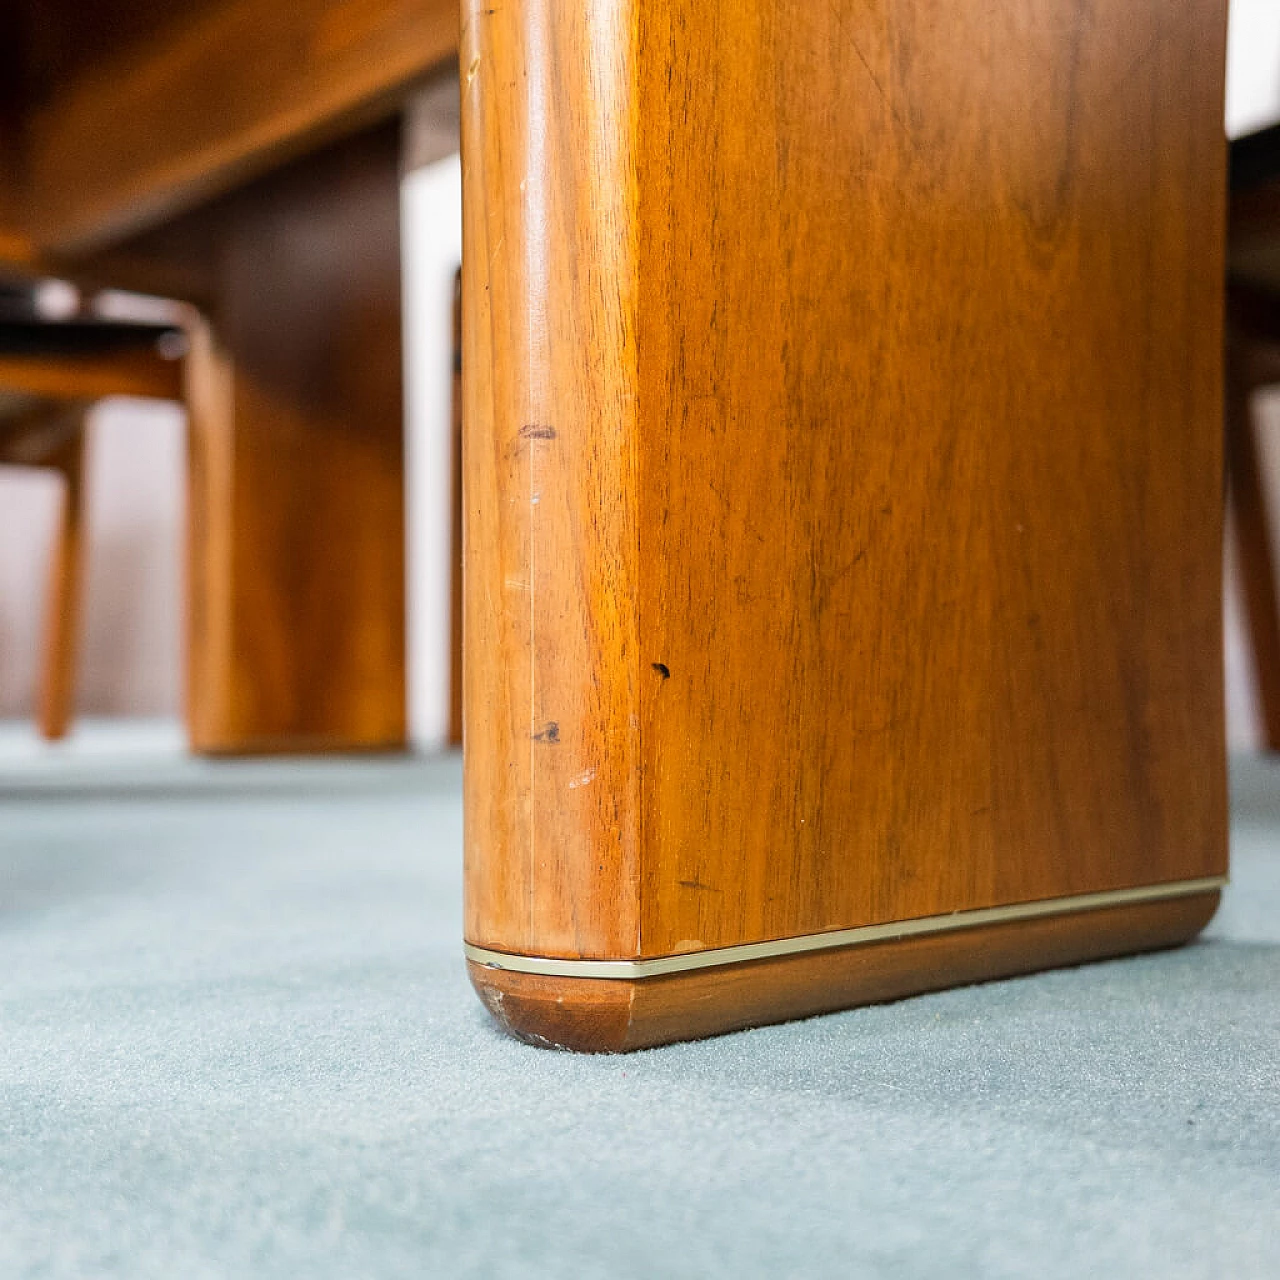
461 0 1230 1048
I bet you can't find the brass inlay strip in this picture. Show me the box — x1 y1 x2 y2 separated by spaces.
464 876 1227 980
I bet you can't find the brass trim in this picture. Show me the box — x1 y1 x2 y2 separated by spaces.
464 876 1227 980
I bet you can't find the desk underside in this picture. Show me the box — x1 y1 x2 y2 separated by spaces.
0 0 456 259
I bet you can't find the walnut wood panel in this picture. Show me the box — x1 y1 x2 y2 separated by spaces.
462 0 1229 1044
637 0 1229 958
185 124 406 754
469 893 1221 1053
17 0 457 253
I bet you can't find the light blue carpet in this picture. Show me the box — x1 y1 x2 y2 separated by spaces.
0 724 1276 1278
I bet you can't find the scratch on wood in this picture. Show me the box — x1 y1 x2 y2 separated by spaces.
678 878 722 894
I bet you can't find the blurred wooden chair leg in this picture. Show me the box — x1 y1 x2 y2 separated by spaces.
1226 321 1280 751
37 419 89 741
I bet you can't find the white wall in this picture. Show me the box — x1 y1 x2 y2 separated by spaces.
1227 0 1280 137
403 153 463 750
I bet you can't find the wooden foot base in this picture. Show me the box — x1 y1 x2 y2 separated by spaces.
468 889 1221 1053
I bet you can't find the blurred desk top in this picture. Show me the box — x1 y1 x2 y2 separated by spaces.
0 0 457 264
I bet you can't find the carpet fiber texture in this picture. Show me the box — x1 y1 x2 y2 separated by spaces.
0 729 1276 1278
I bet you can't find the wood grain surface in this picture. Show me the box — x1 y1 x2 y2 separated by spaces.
463 0 1231 1041
462 0 1230 1048
463 0 644 959
185 124 406 754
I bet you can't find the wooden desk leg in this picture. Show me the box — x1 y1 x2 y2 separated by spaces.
185 124 407 754
462 0 1228 1049
37 419 88 742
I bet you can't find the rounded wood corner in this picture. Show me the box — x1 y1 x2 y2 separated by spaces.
1186 885 1223 936
467 889 1224 1053
467 961 640 1053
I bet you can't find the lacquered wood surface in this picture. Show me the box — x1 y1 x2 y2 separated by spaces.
462 0 1229 1038
463 0 644 958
